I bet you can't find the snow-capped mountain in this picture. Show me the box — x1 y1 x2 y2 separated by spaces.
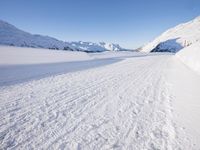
0 20 125 52
141 16 200 52
68 41 123 52
0 20 71 50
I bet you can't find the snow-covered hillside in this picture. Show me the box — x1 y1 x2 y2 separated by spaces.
176 42 200 74
0 20 125 52
141 16 200 52
140 16 200 74
0 20 71 50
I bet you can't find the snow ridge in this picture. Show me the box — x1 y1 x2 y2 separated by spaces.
0 20 125 52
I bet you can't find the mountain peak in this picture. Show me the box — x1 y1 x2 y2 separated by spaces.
0 19 16 28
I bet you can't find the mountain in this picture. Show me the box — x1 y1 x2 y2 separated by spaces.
67 41 123 52
0 20 71 50
0 20 125 52
141 16 200 53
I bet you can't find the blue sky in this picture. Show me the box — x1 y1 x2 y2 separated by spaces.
0 0 200 49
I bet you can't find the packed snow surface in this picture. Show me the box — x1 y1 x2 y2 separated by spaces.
0 46 200 149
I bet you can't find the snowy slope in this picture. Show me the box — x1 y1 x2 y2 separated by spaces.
141 16 200 52
140 16 200 75
0 20 71 50
176 42 200 74
0 20 125 52
166 56 200 148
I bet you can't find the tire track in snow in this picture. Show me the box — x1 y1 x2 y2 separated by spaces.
0 54 184 149
37 58 156 149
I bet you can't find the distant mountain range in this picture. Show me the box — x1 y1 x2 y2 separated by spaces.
141 16 200 53
0 20 127 52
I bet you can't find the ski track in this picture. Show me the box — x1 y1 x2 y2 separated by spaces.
0 54 186 149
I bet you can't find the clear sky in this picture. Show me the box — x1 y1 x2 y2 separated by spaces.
0 0 200 49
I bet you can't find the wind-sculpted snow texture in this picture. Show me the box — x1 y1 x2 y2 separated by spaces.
0 53 193 149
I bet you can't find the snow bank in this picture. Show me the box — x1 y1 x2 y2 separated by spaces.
176 42 200 74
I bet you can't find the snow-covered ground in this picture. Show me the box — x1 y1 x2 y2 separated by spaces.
0 46 200 149
0 46 92 65
0 46 138 86
176 42 200 74
166 56 200 148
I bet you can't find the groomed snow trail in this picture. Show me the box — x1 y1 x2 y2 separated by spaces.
0 54 185 149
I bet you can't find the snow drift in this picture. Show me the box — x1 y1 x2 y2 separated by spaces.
176 42 200 74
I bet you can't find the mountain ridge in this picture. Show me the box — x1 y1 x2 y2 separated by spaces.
0 20 126 52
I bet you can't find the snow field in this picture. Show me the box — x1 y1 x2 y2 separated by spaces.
0 53 191 149
0 46 199 149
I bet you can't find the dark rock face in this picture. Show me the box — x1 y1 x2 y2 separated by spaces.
150 38 183 53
